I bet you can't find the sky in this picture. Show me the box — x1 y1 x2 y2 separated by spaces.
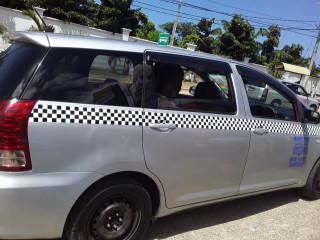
129 0 320 66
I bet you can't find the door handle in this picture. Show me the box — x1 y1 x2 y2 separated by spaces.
252 128 269 135
149 123 177 132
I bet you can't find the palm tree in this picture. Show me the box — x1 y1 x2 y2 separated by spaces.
0 23 7 35
22 9 45 32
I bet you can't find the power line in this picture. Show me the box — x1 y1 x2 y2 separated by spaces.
134 1 319 38
135 1 202 21
304 38 315 58
157 0 319 31
132 4 200 21
202 0 317 25
136 1 316 31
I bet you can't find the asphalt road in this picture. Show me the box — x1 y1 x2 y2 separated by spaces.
145 190 320 240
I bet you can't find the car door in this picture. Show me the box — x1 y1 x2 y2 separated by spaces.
236 65 309 194
142 52 250 208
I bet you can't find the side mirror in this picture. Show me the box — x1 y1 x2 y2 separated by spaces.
304 109 320 124
189 86 196 96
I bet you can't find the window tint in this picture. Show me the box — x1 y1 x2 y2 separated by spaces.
89 56 133 84
24 48 143 107
0 43 46 99
145 53 236 114
237 66 296 121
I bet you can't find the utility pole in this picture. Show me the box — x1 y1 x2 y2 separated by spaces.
308 26 320 72
170 0 182 46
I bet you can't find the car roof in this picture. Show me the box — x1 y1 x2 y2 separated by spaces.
9 31 245 64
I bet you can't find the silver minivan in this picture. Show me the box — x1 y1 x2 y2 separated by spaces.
0 32 320 240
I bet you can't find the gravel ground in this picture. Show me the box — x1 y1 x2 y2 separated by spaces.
145 190 320 240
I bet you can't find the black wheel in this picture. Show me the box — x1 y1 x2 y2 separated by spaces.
66 180 152 240
299 163 320 200
271 99 281 107
310 104 317 111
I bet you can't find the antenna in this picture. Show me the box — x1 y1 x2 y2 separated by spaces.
32 6 49 32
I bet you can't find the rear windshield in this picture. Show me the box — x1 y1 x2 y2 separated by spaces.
0 43 47 99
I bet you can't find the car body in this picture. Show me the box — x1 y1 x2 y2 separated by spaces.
282 81 319 111
0 32 320 240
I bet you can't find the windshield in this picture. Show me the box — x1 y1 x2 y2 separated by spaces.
0 43 47 99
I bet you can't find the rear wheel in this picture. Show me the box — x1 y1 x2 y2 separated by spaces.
299 164 320 200
66 180 152 240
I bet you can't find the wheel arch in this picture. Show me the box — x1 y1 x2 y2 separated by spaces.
310 104 317 111
64 171 161 232
307 156 320 181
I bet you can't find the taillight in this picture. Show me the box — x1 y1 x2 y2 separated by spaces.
261 88 269 102
0 99 37 171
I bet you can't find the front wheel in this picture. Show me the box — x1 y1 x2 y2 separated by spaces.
299 164 320 200
310 104 318 112
66 180 152 240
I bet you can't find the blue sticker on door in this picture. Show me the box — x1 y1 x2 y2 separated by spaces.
289 136 309 167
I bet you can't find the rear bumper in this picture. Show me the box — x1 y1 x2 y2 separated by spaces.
0 171 101 239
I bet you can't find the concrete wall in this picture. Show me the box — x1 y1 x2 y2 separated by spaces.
0 6 156 50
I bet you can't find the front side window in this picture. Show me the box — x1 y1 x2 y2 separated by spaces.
23 48 143 107
237 66 296 121
145 53 236 114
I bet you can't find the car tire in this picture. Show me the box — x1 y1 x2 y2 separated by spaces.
65 179 152 240
310 104 318 111
271 99 281 107
299 161 320 200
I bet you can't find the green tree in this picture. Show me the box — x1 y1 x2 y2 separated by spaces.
22 8 45 31
135 20 160 42
159 21 197 43
37 0 97 27
261 25 281 64
159 22 174 35
195 18 221 53
219 15 262 62
22 8 54 32
279 44 307 66
0 0 26 10
0 23 7 35
178 18 221 53
179 22 197 40
97 0 147 33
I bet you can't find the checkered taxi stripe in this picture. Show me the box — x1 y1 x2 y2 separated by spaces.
29 103 320 136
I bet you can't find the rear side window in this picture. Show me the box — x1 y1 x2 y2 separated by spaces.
0 43 46 99
24 48 143 107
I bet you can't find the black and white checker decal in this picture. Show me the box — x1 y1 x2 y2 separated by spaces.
30 103 143 126
29 102 320 136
